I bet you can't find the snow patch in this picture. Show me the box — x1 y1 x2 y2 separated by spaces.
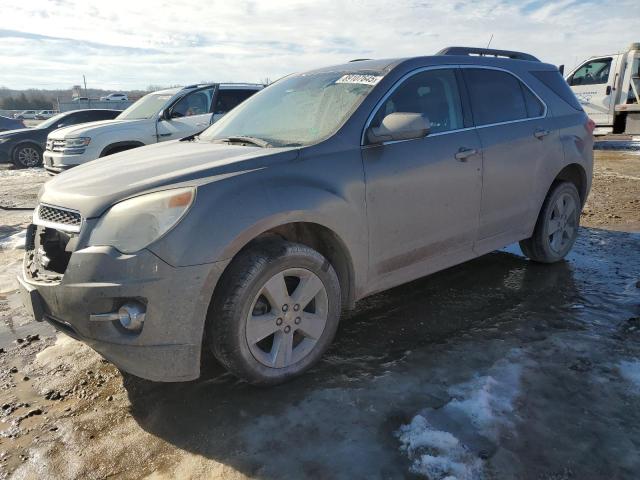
0 167 46 178
397 353 525 479
619 360 640 392
397 415 481 480
0 229 26 250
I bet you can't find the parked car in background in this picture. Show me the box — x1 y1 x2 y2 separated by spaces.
15 110 38 119
100 93 129 102
0 115 25 132
0 109 120 168
35 110 57 120
44 83 262 173
19 48 593 385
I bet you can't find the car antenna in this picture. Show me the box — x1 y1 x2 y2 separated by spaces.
486 34 494 48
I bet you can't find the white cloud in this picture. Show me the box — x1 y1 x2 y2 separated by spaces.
1 0 638 89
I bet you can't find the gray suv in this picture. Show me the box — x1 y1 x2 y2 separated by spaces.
19 47 593 385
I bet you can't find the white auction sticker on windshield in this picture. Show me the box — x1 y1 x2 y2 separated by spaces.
336 74 383 86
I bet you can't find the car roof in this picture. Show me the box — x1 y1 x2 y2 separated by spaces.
308 49 558 77
151 83 263 96
61 109 121 114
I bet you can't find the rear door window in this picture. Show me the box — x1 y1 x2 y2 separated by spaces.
463 68 543 126
215 89 259 115
370 68 464 136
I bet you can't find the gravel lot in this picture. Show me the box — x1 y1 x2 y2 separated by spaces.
0 150 639 479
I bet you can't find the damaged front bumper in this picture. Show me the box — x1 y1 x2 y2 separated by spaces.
18 223 228 382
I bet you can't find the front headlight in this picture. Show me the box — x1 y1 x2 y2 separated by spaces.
64 137 91 148
88 187 195 253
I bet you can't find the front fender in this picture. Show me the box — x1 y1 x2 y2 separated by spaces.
11 139 45 157
148 148 368 293
93 124 155 149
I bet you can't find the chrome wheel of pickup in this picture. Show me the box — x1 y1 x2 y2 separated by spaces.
247 267 328 368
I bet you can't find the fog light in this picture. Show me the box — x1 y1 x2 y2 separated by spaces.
118 302 145 332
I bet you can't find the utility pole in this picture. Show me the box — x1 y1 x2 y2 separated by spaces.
83 75 89 108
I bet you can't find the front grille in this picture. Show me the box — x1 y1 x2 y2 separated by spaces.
46 139 65 152
37 205 82 228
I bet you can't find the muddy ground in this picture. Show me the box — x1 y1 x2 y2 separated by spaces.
0 150 639 480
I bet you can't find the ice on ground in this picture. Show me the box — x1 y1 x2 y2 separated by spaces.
0 228 26 250
445 361 521 442
397 415 481 480
618 360 640 392
397 351 526 479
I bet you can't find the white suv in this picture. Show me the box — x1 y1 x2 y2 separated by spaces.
44 83 263 174
15 110 38 119
100 93 129 102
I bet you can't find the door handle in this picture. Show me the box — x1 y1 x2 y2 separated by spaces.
454 147 478 162
158 133 172 137
534 128 550 139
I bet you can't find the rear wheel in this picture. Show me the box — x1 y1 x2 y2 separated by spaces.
519 181 581 263
13 144 42 168
207 240 341 385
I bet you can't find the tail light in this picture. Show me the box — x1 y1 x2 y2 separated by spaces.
585 118 596 135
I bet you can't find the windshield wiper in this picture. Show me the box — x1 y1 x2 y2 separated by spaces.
217 136 271 148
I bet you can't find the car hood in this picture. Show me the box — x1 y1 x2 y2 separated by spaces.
39 139 299 218
48 118 144 139
0 127 41 139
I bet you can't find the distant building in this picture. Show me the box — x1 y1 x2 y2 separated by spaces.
71 85 83 99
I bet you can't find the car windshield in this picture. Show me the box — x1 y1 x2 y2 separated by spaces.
199 70 385 147
117 93 174 120
37 112 70 129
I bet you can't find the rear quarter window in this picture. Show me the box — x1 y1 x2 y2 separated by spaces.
531 70 583 111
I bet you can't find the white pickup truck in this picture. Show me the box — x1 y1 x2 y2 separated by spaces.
566 42 640 135
43 83 263 174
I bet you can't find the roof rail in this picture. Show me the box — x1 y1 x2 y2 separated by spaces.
349 58 372 62
436 46 540 62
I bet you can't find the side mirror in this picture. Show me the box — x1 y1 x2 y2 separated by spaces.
367 112 430 144
160 109 171 121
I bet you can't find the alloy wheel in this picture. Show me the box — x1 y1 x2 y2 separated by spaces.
17 147 40 167
246 267 328 368
548 192 577 253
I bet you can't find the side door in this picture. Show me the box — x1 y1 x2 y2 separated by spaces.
461 67 559 252
567 57 617 125
212 88 259 123
156 86 215 141
362 67 483 289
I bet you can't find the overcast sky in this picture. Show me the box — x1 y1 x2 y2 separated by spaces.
2 0 639 90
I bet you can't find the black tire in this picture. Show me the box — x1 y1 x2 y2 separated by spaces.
12 143 42 168
207 240 341 385
519 181 581 263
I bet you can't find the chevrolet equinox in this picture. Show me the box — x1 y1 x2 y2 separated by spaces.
19 47 593 385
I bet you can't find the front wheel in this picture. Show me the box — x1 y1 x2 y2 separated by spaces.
207 240 341 385
519 181 581 263
13 144 42 168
